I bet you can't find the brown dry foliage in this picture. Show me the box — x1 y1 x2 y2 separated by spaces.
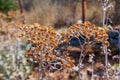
18 20 109 79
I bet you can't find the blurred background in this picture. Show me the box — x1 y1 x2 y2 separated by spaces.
0 0 120 27
22 0 120 27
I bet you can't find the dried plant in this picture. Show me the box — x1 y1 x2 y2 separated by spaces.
61 21 110 80
18 20 112 80
0 2 120 79
99 0 113 26
19 23 75 80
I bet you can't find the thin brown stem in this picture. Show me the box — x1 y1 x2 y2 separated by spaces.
17 0 23 14
82 0 86 23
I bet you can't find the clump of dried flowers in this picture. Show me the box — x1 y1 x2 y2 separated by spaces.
19 21 111 80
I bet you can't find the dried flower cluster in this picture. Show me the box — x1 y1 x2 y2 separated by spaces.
19 23 75 79
58 21 111 80
18 20 111 79
61 21 109 46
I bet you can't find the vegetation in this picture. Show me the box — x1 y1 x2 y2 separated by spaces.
0 0 120 80
0 0 18 13
0 11 30 80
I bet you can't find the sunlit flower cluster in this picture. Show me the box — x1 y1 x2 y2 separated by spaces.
19 23 75 75
18 21 110 79
61 21 109 46
19 23 59 60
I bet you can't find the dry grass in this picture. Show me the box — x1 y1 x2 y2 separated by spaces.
24 0 57 26
23 0 97 27
24 0 116 27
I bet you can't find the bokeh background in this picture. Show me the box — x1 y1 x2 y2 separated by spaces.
0 0 120 27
